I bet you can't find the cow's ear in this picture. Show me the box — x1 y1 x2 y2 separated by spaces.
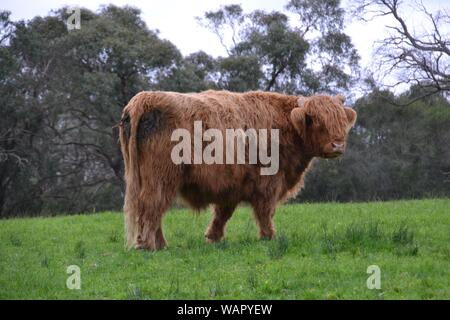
290 107 307 138
344 107 357 129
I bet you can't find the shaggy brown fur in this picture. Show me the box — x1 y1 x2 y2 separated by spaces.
119 90 357 250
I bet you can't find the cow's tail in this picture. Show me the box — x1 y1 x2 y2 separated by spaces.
119 104 143 249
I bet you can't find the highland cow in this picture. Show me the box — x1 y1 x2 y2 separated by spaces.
119 90 357 250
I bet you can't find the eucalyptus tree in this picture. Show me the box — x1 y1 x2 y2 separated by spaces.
198 1 360 94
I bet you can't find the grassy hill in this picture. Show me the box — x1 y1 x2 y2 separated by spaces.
0 199 449 299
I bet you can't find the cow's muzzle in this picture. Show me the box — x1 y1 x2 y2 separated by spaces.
331 142 345 154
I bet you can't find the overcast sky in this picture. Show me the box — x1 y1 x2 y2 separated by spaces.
2 0 448 86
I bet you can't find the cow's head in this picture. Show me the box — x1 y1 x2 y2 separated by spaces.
290 94 357 158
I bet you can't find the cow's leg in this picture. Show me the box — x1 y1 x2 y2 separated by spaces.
136 200 161 251
135 160 180 251
155 226 167 250
251 200 276 240
136 187 176 251
205 203 236 243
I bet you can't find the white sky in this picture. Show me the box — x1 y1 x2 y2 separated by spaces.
1 0 448 89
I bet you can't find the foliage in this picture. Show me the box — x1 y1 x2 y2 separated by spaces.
197 1 359 93
0 6 180 216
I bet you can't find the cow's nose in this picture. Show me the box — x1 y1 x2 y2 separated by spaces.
332 142 345 152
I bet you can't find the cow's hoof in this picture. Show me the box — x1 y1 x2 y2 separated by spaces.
155 242 168 250
135 244 154 251
259 232 275 241
205 233 223 243
155 238 168 250
135 240 158 251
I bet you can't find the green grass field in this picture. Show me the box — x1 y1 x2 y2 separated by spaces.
0 199 449 299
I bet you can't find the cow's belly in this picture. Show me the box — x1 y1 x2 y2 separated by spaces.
178 183 243 210
177 164 258 209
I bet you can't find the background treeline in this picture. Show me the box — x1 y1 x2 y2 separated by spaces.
0 2 449 218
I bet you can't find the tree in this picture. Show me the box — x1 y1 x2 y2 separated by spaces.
156 51 218 92
0 6 181 216
0 11 60 216
198 1 360 94
57 5 180 191
353 0 450 103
